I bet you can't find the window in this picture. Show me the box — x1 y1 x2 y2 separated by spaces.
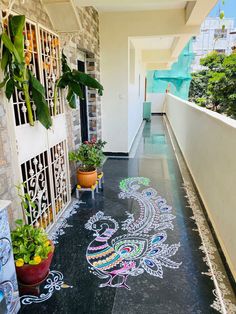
214 29 227 39
215 49 226 54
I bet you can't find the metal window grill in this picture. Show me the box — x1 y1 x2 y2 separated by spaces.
39 26 64 116
50 141 68 217
2 16 40 126
21 150 52 228
2 13 71 230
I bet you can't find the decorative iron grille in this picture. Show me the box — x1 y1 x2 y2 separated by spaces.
50 141 68 217
39 26 64 116
21 151 53 228
3 13 71 230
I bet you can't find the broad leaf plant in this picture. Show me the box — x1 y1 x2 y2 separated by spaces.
0 15 104 127
53 52 103 114
0 15 52 129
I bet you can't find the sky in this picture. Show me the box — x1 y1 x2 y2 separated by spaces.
209 0 236 23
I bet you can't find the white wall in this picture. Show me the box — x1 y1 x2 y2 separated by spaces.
165 93 236 279
100 16 129 153
147 93 166 113
100 19 146 153
100 9 200 153
128 42 145 151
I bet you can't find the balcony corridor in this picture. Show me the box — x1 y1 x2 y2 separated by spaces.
19 116 236 314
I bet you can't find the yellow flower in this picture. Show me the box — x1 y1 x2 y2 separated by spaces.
15 258 24 267
44 240 50 247
33 256 42 265
77 185 81 189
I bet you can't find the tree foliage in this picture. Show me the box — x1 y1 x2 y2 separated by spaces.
189 70 210 107
189 51 236 118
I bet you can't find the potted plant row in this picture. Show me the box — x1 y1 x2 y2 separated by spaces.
69 138 106 188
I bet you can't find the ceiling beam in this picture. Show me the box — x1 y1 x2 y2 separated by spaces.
185 0 218 25
101 9 199 38
145 62 172 70
170 35 192 58
77 0 195 6
142 49 177 63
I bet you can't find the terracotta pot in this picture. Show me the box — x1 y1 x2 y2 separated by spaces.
16 241 54 285
77 168 97 188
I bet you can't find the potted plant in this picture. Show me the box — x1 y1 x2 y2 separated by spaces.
69 138 106 188
90 138 107 175
11 219 54 286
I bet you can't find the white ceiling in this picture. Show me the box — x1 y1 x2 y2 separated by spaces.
75 0 187 12
131 36 174 50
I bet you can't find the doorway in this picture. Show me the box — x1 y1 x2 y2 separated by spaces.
77 59 89 142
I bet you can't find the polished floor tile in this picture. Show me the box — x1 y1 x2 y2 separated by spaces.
19 116 235 314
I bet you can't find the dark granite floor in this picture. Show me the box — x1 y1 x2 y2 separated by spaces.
19 116 231 314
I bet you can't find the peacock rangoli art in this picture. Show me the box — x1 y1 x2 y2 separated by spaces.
85 177 182 290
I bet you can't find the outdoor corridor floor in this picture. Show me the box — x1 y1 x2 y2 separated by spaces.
19 116 236 314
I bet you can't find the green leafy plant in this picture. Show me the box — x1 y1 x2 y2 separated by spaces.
11 219 52 266
69 138 106 171
196 97 207 107
0 15 52 129
189 70 210 106
92 139 107 151
54 52 103 114
15 182 36 218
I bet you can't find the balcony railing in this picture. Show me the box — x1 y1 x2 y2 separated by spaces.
164 93 236 279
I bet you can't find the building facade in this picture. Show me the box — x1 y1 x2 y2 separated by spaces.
191 17 236 72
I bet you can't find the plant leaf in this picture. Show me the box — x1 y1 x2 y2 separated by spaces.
1 32 21 64
29 71 44 95
67 87 77 109
29 72 52 129
72 69 103 95
61 51 71 73
9 15 25 62
1 46 10 71
69 80 84 98
57 73 71 89
32 90 52 129
15 219 23 226
5 78 15 99
0 74 9 88
24 254 30 263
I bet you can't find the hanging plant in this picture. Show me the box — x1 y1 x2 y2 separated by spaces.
53 52 103 115
0 15 52 129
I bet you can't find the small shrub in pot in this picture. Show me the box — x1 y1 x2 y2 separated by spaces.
69 138 106 188
11 220 54 285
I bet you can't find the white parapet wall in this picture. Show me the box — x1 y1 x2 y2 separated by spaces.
165 93 236 279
